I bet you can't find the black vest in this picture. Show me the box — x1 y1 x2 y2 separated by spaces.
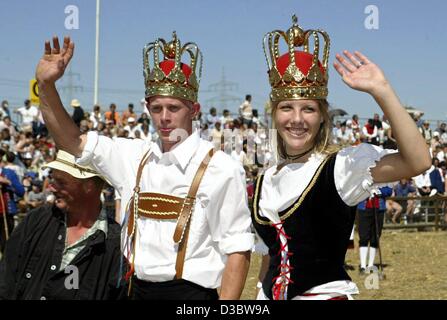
252 154 356 299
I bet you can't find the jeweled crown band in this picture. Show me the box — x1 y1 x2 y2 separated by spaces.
270 86 328 102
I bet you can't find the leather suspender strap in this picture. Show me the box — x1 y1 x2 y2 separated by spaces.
127 149 151 237
174 148 215 279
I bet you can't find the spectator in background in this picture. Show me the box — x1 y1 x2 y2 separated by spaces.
0 149 25 254
121 103 137 126
413 111 424 127
372 113 384 144
435 122 446 136
431 132 442 151
206 107 220 129
419 120 433 146
137 112 157 135
336 122 355 146
429 158 445 195
70 99 85 127
413 166 434 196
252 109 265 128
220 109 233 128
25 180 45 210
0 100 10 119
0 116 17 138
239 94 253 126
14 99 39 132
79 119 89 134
350 114 360 135
390 178 417 223
357 186 392 274
385 190 402 224
332 120 341 143
1 128 15 151
435 144 447 162
3 151 25 183
104 103 121 126
136 122 152 142
362 119 379 145
200 123 210 141
89 105 103 129
123 117 138 138
211 120 223 150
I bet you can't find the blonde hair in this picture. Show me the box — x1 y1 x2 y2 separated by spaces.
272 99 340 160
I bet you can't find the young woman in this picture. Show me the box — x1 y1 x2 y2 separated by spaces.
253 16 431 300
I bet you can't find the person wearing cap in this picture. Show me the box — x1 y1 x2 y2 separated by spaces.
35 34 253 300
0 150 124 300
252 15 431 300
70 99 85 128
419 120 433 146
123 116 138 139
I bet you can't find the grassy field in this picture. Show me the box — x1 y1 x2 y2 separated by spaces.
241 230 447 300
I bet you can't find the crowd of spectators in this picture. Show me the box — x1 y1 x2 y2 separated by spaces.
0 95 446 253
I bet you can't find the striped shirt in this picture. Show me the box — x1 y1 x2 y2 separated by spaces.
59 209 108 271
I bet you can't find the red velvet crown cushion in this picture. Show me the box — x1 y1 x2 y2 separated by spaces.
275 51 325 76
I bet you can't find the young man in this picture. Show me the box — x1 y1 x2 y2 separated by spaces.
35 34 253 300
0 150 123 300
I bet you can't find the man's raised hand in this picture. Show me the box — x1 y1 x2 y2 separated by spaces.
36 36 74 84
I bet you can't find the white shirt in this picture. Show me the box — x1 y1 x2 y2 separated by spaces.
239 101 253 120
256 143 396 298
77 131 254 288
413 168 433 189
17 106 39 125
89 112 103 129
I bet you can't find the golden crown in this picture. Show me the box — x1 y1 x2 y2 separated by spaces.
143 31 203 102
263 15 330 102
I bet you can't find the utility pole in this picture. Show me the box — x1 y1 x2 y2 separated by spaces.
60 65 83 107
203 67 240 112
94 0 100 105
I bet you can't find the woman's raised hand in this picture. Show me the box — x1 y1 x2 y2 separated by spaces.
333 50 388 96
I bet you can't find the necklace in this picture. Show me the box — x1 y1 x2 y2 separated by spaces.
274 145 315 175
284 145 314 161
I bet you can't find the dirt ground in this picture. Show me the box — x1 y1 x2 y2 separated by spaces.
242 230 447 300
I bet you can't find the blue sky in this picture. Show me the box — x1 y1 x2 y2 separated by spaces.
0 0 446 121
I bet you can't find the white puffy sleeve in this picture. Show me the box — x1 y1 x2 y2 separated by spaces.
334 143 398 206
252 231 269 256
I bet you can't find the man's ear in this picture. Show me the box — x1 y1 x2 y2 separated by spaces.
191 102 201 118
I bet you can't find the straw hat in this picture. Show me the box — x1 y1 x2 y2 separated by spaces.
70 99 81 108
42 150 101 180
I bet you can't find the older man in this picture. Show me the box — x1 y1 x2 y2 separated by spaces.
34 34 253 300
0 150 123 300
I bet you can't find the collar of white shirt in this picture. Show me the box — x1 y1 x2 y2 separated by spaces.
151 131 201 170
